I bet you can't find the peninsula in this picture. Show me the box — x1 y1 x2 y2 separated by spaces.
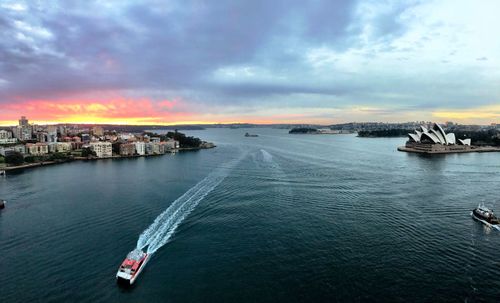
0 116 215 173
397 123 500 154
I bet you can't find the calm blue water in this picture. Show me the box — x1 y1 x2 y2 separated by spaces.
1 128 500 302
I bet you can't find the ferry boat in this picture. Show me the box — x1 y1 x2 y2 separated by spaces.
471 204 500 229
116 249 150 285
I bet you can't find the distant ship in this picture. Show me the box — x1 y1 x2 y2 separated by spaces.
245 132 258 137
116 249 150 285
471 204 500 229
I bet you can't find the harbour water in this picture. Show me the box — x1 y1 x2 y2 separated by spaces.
1 128 500 302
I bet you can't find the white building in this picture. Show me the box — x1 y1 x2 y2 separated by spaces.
134 141 145 155
163 140 179 150
13 116 32 141
89 142 112 158
49 142 72 153
14 125 32 141
0 130 17 144
56 142 72 152
0 130 12 139
407 123 471 146
405 123 472 153
26 143 49 155
0 138 18 144
46 125 58 143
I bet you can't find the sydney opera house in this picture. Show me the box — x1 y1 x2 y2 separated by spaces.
404 123 472 153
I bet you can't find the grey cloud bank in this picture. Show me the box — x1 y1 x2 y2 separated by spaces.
1 0 499 122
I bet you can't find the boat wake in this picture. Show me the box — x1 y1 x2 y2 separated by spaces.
136 156 243 255
258 149 292 198
260 149 274 163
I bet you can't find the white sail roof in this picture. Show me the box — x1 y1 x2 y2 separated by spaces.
407 123 470 145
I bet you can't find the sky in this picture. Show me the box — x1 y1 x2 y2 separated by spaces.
0 0 499 126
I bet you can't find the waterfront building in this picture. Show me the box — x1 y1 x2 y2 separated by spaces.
0 145 26 156
158 142 165 154
162 140 179 150
144 142 162 155
71 141 84 150
89 142 112 158
69 136 83 150
145 142 153 154
26 143 49 155
405 123 472 152
152 142 161 154
48 143 57 153
134 141 145 155
56 142 72 153
151 137 161 143
119 143 136 156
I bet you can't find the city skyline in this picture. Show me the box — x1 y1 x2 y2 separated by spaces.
1 0 500 126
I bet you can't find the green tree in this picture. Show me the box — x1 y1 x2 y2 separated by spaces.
165 131 201 148
5 152 24 165
81 147 96 157
24 156 36 163
49 153 69 161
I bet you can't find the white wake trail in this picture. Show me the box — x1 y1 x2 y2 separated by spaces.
260 149 274 163
136 155 244 255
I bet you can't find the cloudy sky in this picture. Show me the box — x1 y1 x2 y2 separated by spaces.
0 0 499 125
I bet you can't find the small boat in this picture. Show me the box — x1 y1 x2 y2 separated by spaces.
471 204 500 229
116 249 150 285
245 132 258 137
0 200 5 209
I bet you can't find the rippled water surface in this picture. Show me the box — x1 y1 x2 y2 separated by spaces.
1 128 500 302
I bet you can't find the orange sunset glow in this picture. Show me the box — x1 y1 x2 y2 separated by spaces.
1 97 346 126
1 98 188 125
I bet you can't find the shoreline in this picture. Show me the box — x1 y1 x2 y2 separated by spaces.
1 145 215 173
397 146 500 154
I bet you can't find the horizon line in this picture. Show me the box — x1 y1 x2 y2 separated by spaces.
0 120 497 128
